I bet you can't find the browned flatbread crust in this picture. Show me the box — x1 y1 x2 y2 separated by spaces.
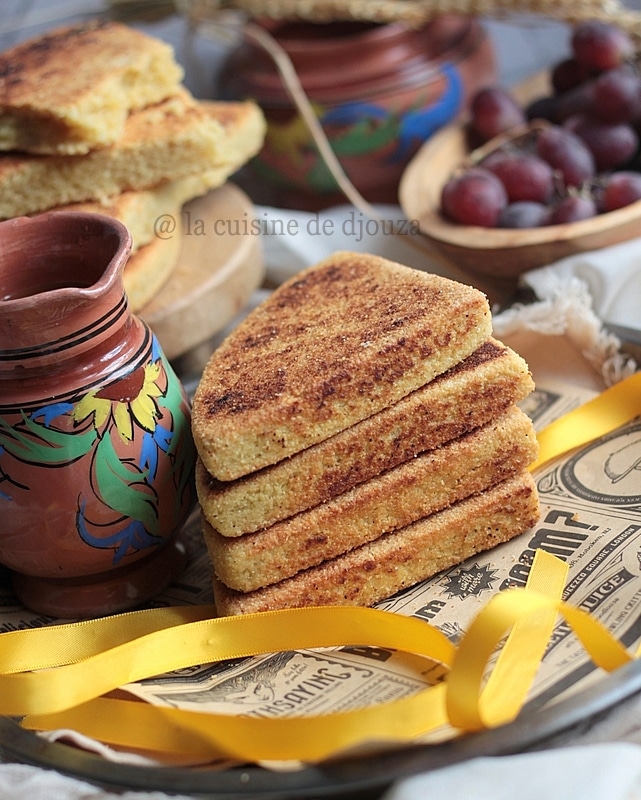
0 21 184 155
0 97 266 219
192 252 492 481
212 470 540 615
202 100 268 170
123 213 183 313
197 339 534 536
204 405 538 592
37 102 266 248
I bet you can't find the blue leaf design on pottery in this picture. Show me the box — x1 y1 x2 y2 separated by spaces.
76 503 162 565
390 63 464 162
31 402 74 427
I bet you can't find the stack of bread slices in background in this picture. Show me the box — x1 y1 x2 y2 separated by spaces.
0 19 265 311
191 251 541 616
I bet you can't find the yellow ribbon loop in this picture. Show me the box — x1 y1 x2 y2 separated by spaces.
15 608 457 762
447 549 568 731
530 370 641 471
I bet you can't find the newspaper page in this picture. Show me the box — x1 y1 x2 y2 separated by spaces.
1 371 640 755
121 375 641 735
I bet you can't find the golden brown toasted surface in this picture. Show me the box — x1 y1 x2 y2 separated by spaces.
212 470 540 615
39 102 266 246
204 405 538 592
58 186 187 254
0 98 265 219
201 101 267 167
192 253 492 481
197 339 535 536
123 212 183 312
0 21 184 154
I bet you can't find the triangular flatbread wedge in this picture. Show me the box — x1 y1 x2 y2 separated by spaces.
192 252 492 481
197 339 535 536
211 470 540 615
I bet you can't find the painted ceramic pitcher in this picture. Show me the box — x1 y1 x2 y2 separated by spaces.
0 211 196 618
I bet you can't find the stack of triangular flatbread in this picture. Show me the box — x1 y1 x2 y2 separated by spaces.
0 19 265 311
191 251 541 616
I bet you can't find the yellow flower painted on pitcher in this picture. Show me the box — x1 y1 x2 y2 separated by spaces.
265 103 325 168
73 361 163 442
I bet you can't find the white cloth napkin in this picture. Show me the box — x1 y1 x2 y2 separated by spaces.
494 236 641 387
0 762 194 800
254 203 449 286
522 236 641 333
381 743 641 800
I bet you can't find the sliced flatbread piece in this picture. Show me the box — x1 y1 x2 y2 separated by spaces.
197 339 534 536
204 405 538 592
0 97 265 220
203 100 268 171
123 212 183 312
0 20 184 155
192 252 492 481
47 102 266 249
212 469 540 615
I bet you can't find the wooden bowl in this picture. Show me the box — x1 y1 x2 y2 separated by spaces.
399 121 641 280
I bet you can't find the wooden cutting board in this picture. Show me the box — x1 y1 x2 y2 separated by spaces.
139 183 264 362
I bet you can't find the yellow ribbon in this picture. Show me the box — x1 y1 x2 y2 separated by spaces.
3 550 560 761
0 549 634 763
446 541 568 730
529 369 641 471
0 370 639 763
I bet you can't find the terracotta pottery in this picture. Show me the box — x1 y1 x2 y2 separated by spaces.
219 15 496 208
0 211 196 618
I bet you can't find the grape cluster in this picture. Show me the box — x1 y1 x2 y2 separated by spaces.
440 20 641 228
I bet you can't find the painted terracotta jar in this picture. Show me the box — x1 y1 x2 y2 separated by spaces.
219 15 496 208
0 212 196 618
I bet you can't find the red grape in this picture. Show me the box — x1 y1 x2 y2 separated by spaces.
536 125 596 188
571 20 634 72
565 115 638 171
592 66 641 124
482 151 555 203
526 82 595 124
497 202 550 228
599 170 641 211
551 82 596 122
551 57 592 94
548 195 597 224
526 95 561 124
470 87 526 142
440 21 641 230
441 167 508 226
